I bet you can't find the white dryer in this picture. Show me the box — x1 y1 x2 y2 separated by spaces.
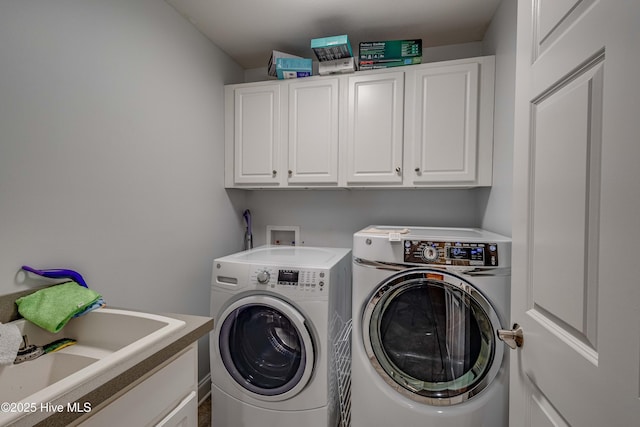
352 226 511 427
210 245 351 427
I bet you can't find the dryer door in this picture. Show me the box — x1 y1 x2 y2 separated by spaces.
216 294 315 401
362 268 504 406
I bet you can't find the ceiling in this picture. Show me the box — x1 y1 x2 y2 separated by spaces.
166 0 502 70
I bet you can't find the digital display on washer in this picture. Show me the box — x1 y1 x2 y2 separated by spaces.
448 247 484 261
278 270 299 284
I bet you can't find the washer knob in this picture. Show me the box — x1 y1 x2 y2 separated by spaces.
256 270 271 284
422 246 439 262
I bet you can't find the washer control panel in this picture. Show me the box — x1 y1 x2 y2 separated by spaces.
404 240 499 266
250 266 327 292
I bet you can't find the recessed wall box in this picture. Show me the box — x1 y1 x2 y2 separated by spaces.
267 225 301 246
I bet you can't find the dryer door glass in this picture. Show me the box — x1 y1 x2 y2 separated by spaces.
219 303 310 396
363 270 501 405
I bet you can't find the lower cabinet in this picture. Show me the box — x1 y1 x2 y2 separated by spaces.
155 391 198 427
79 344 198 427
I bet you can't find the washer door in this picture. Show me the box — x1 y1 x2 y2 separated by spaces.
217 295 315 401
362 269 504 406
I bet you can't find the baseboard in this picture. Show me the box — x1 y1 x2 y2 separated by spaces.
198 373 212 405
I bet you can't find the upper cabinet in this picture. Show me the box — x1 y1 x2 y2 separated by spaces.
224 55 495 189
404 57 494 187
405 62 479 185
345 71 405 184
288 78 340 185
224 77 340 188
225 84 282 186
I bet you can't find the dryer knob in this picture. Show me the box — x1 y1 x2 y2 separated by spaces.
422 246 439 262
256 270 271 284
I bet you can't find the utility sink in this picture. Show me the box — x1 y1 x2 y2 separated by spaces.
0 308 185 424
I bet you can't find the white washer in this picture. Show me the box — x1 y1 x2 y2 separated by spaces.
352 226 511 427
210 245 351 427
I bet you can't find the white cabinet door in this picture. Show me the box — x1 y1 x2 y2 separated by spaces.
80 345 198 426
224 56 494 189
405 62 479 185
346 72 404 184
287 78 339 185
227 84 282 186
155 391 197 427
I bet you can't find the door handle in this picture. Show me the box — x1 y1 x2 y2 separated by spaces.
497 323 524 349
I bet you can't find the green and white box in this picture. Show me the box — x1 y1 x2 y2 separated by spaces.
358 39 422 62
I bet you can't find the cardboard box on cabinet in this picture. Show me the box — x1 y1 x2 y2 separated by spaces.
268 50 302 77
275 57 313 79
311 34 353 62
358 39 422 69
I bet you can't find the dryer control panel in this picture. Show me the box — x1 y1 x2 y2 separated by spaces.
403 240 499 266
250 266 327 292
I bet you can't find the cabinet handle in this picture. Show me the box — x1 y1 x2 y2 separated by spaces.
272 170 277 176
395 167 401 174
288 170 292 176
415 167 420 172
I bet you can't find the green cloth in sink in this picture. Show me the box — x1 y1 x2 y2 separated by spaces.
16 282 101 333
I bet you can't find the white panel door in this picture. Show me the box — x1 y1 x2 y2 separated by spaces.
407 62 478 184
287 78 339 185
233 84 282 185
510 1 640 426
346 72 404 184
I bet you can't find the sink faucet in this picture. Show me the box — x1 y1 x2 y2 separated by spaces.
14 335 44 364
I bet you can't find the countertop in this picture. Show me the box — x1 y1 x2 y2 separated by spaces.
5 310 213 427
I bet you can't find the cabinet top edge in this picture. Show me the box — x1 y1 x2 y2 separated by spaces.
225 55 496 88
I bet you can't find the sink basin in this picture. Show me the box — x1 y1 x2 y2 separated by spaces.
0 353 98 402
0 308 185 425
